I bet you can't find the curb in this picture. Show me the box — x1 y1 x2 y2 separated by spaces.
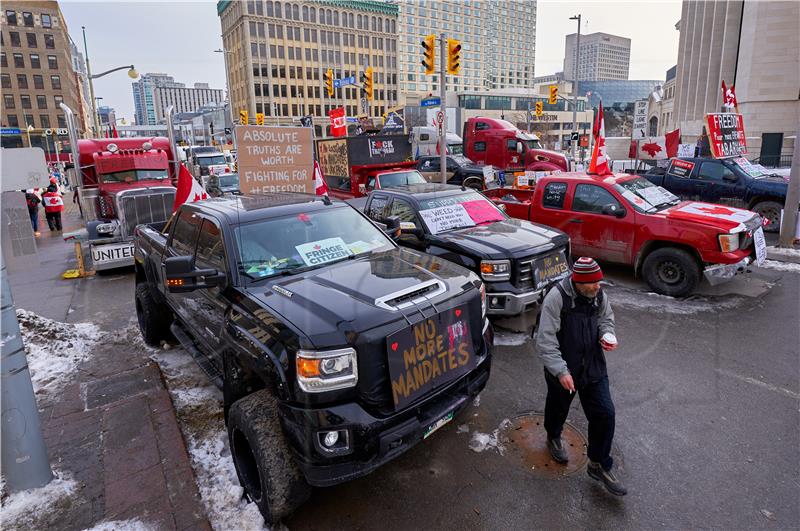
766 246 800 264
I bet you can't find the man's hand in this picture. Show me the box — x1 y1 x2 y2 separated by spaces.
559 373 575 392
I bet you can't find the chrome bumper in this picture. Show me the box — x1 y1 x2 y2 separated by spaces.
703 256 753 286
486 288 543 315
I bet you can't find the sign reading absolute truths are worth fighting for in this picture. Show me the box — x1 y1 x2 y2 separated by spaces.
235 126 314 194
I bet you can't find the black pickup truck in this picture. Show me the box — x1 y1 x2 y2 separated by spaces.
133 194 492 523
416 155 498 190
644 157 790 231
361 184 571 320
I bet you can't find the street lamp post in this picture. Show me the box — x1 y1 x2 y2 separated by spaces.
214 48 236 130
569 14 581 164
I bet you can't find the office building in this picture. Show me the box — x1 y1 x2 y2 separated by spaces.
132 73 223 125
97 105 116 126
564 32 631 82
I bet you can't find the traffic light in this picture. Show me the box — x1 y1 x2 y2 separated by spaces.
239 110 248 125
256 112 264 126
447 38 461 75
535 101 543 117
325 68 334 97
549 85 558 105
421 34 436 75
361 67 374 101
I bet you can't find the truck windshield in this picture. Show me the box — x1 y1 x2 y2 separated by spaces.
198 155 226 167
101 169 169 183
218 174 239 188
234 207 395 281
418 191 506 234
614 177 680 213
448 144 464 155
378 170 427 188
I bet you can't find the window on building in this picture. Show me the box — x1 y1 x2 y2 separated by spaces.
53 95 63 107
43 34 54 49
40 114 50 128
275 1 282 17
36 95 47 109
21 95 32 109
47 55 57 69
1 75 11 89
30 53 40 68
41 13 51 28
13 53 24 67
10 32 21 47
0 52 5 68
6 10 17 25
24 114 35 127
7 114 19 127
22 11 33 26
17 74 28 89
50 75 60 89
26 33 36 47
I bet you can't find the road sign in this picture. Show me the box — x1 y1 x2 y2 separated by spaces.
436 110 445 125
1 128 21 135
571 132 579 141
632 100 649 139
334 76 356 89
421 97 441 108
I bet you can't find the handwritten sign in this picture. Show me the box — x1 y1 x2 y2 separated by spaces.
419 204 475 234
235 126 313 194
462 200 504 225
387 308 475 408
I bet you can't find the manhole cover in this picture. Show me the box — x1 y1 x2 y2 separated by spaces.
502 412 588 478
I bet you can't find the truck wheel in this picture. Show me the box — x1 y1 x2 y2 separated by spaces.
751 201 782 232
135 283 171 346
227 390 311 524
462 176 483 190
642 248 700 297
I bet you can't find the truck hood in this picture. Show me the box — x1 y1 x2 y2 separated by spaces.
750 175 789 191
439 218 568 259
247 248 476 347
660 201 762 232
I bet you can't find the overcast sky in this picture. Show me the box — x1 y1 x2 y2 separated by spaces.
59 0 682 123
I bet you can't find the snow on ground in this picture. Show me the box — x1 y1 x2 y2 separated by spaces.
131 326 267 531
467 419 511 455
766 245 800 258
0 471 78 530
492 330 530 346
606 288 745 315
15 310 104 394
82 519 156 531
759 259 800 273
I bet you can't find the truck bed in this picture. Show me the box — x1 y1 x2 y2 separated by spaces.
482 188 535 220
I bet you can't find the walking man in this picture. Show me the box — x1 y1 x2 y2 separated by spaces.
24 190 41 236
41 178 64 232
535 257 627 496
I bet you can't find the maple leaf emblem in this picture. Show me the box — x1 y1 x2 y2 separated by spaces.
193 193 201 202
697 206 735 216
313 245 321 250
641 142 663 157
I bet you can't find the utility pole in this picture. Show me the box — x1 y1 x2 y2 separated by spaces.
439 33 447 184
1 253 53 492
778 127 800 247
82 26 99 137
569 14 581 165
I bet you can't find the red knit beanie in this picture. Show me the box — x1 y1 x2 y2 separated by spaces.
572 257 603 283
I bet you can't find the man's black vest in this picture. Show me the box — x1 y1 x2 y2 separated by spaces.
554 283 607 387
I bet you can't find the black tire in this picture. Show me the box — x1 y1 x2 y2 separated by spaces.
135 283 171 346
227 390 311 524
462 176 483 190
642 247 700 297
751 200 782 233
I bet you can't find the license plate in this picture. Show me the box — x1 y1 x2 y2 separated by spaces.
753 227 767 265
423 411 454 439
534 251 570 289
91 242 135 265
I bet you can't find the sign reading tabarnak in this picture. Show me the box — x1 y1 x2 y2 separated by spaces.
235 126 314 194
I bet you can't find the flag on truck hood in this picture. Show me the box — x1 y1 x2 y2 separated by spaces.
173 163 208 212
638 129 681 160
665 201 758 232
314 159 329 196
588 102 613 176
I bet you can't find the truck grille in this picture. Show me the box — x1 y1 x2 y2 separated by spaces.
515 258 535 290
117 188 176 237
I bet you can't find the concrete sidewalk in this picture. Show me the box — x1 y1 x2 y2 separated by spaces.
4 201 210 530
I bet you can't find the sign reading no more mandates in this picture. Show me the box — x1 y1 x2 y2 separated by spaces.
235 126 314 194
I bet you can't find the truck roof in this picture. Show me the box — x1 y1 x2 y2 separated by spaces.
180 193 346 224
541 172 639 186
375 183 472 199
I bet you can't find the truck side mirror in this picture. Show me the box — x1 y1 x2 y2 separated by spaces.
165 255 225 293
602 204 626 218
383 216 401 238
516 141 524 154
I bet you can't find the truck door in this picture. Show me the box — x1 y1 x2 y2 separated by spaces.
568 183 633 264
192 218 229 366
163 210 202 321
696 161 745 208
533 180 572 233
663 160 699 200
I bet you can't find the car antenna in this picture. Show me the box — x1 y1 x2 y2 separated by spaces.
321 194 332 205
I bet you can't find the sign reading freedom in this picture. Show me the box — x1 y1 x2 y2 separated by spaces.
235 126 314 194
387 307 476 409
705 113 747 159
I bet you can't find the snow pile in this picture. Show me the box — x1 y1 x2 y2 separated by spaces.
15 309 104 393
0 472 78 530
493 331 530 346
148 341 266 530
760 259 800 273
467 418 511 455
82 519 156 531
607 288 744 315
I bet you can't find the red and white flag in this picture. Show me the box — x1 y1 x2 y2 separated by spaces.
314 160 329 196
638 129 681 160
172 163 208 212
588 102 613 176
329 107 346 137
721 80 738 111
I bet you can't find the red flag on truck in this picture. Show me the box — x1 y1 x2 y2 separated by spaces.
172 163 208 212
314 160 329 196
588 102 613 176
329 107 346 137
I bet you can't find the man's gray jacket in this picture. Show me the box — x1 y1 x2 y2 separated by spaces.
535 277 615 377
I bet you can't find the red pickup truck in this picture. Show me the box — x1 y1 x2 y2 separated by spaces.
485 173 766 296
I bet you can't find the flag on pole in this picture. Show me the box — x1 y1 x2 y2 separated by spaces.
588 101 613 176
314 160 329 196
172 163 208 212
637 129 681 160
721 81 738 112
112 124 119 138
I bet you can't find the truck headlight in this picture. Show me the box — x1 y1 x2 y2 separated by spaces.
480 260 511 281
96 221 117 235
296 348 358 392
479 282 486 318
718 233 739 253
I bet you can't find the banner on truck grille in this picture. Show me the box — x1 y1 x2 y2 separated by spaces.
235 126 314 195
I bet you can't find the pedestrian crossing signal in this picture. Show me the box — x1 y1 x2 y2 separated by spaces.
325 69 334 97
421 34 435 75
535 101 543 117
549 85 558 105
361 67 374 101
239 110 248 125
256 112 264 126
447 39 461 75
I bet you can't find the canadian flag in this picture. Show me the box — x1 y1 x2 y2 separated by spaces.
588 102 613 176
172 163 208 212
329 107 347 138
638 129 681 160
721 80 737 111
314 160 329 196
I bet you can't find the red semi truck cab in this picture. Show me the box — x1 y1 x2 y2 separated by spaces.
484 172 766 297
462 117 570 174
74 137 177 270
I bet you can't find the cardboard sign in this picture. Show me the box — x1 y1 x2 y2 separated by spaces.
705 113 747 158
753 227 766 265
387 308 475 408
295 237 351 266
677 143 695 157
462 200 504 225
419 204 476 234
235 126 314 194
